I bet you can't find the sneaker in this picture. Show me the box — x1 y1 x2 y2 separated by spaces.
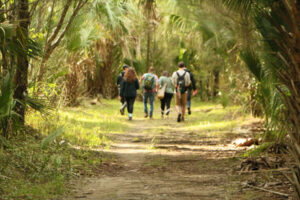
177 114 181 122
181 116 184 122
129 116 132 120
144 113 148 118
120 108 124 115
149 115 153 119
188 108 191 115
161 114 164 119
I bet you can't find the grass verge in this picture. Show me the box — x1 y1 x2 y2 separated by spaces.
0 128 108 200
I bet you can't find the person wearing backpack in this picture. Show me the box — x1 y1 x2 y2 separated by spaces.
116 65 129 115
184 67 198 115
120 67 140 120
140 67 158 119
172 61 191 122
158 71 174 118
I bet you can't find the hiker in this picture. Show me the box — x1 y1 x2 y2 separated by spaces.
172 61 191 122
120 67 140 120
140 66 159 119
184 67 198 115
117 65 129 115
158 71 174 118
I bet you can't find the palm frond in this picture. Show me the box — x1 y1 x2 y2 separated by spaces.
222 0 255 13
0 72 14 118
240 49 263 81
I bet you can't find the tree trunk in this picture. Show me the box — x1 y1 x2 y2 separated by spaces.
213 68 220 97
146 25 151 69
13 0 30 124
96 40 118 99
145 0 154 69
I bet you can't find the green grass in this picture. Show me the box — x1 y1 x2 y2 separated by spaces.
141 100 249 138
26 99 129 147
0 130 106 200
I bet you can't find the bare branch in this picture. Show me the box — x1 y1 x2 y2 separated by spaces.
46 0 72 46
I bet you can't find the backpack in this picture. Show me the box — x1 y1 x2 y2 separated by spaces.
143 74 155 90
176 71 186 94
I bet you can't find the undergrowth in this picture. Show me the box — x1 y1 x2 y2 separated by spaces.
0 128 107 200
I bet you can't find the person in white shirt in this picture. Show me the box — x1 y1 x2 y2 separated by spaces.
172 61 191 122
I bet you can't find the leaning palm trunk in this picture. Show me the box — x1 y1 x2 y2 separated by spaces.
223 0 300 197
266 1 300 197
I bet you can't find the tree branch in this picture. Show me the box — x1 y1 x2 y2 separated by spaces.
50 0 88 51
46 0 72 47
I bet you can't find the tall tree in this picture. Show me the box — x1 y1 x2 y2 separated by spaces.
142 0 155 69
13 0 30 124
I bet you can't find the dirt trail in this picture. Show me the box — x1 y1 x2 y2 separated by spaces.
69 108 285 200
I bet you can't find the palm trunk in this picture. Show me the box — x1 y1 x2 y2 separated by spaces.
14 0 30 124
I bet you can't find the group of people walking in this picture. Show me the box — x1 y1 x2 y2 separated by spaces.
116 62 197 122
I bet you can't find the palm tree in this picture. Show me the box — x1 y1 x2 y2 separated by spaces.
223 0 300 197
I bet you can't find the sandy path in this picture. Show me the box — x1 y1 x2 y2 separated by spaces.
68 108 284 200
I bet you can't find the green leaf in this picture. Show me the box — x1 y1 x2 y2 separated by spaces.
41 126 64 149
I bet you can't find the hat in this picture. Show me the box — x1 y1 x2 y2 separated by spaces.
123 65 129 70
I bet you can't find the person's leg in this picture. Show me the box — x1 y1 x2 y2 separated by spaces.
160 98 165 117
187 89 192 115
181 93 188 121
120 97 126 115
143 93 148 117
175 93 182 122
166 93 173 116
125 98 130 116
128 97 135 120
149 92 154 118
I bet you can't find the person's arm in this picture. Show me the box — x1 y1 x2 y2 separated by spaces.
139 74 144 85
154 75 159 91
172 72 177 86
117 74 122 85
135 79 140 90
190 71 197 90
120 80 125 97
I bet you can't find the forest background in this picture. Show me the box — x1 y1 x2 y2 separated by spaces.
0 0 299 199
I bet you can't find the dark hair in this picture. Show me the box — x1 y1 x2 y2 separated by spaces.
178 61 185 68
162 71 169 77
124 67 137 83
123 64 129 70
